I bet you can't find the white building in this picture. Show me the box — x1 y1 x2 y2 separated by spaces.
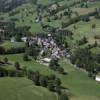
95 74 100 82
21 37 27 42
11 37 15 42
42 58 51 63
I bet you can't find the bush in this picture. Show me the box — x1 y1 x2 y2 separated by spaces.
16 71 24 77
3 57 8 63
77 36 88 45
57 67 65 74
47 82 55 92
39 76 48 87
32 71 40 86
14 62 21 70
8 70 16 77
23 54 29 61
0 46 5 54
5 47 25 54
58 93 69 100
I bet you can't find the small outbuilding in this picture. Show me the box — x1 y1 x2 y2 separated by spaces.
42 58 51 63
21 37 27 42
11 37 15 42
95 73 100 82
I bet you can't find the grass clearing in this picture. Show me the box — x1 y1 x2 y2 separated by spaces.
91 47 100 54
0 54 100 100
0 41 25 50
0 54 55 75
66 18 100 41
0 77 56 100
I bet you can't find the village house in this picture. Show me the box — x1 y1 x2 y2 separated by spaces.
95 73 100 82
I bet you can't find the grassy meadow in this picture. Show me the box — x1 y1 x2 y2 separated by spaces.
0 41 25 50
0 54 100 100
0 77 56 100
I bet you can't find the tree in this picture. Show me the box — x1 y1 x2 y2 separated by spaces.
32 71 40 85
55 85 61 94
55 78 61 86
73 25 77 30
27 48 40 60
39 76 48 87
93 41 98 47
92 24 96 29
14 62 20 70
47 82 55 92
22 66 27 76
57 67 64 74
4 57 8 63
27 69 34 80
23 54 29 61
0 46 5 54
30 0 38 5
15 34 21 42
64 42 68 48
58 93 69 100
49 74 56 80
77 36 88 45
0 36 2 42
49 58 59 70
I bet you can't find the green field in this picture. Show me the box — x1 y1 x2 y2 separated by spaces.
91 47 100 54
0 41 25 49
66 18 100 40
0 54 100 100
0 77 56 100
0 54 54 75
0 3 43 33
0 0 100 34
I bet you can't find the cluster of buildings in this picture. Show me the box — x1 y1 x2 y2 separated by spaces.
26 34 71 64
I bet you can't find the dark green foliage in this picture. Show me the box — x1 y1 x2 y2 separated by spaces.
55 85 61 95
23 54 29 61
32 71 40 86
22 66 27 75
39 76 48 87
30 0 38 5
49 74 56 80
49 59 59 69
77 36 88 45
5 47 25 54
16 70 24 77
49 58 65 74
8 70 16 77
14 62 21 70
70 47 100 78
15 34 21 42
25 47 40 60
0 46 5 54
47 82 55 92
55 78 61 86
93 41 98 47
27 69 34 80
92 24 96 29
57 67 65 74
58 93 69 100
3 57 8 63
0 67 8 77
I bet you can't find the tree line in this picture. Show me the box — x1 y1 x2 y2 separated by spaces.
70 47 100 79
